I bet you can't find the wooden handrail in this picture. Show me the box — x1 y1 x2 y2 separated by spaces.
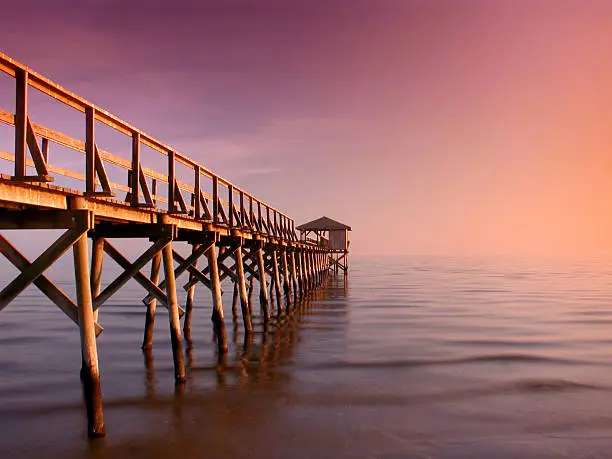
0 51 297 238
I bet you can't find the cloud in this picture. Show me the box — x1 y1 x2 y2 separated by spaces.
170 116 356 179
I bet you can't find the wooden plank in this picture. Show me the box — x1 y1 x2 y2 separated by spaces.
0 209 91 229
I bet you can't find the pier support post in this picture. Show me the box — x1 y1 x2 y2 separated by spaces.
142 251 161 349
90 236 104 324
235 245 253 333
320 253 324 282
208 242 228 353
296 249 303 297
271 248 282 314
70 199 104 437
281 248 291 305
306 251 312 289
290 250 299 302
183 243 199 342
162 241 186 383
302 250 310 291
256 244 270 322
231 282 239 322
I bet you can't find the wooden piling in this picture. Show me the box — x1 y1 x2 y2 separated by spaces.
231 281 239 321
271 248 282 314
281 248 291 305
296 249 303 297
310 251 316 287
161 241 186 383
90 236 104 324
207 242 228 353
256 245 270 322
183 243 199 341
301 250 309 291
70 199 104 437
248 275 254 313
290 250 299 301
234 245 253 333
142 251 161 349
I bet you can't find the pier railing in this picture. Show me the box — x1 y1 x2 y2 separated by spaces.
0 52 296 241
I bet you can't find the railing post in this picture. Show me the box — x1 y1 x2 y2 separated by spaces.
212 176 219 224
257 202 262 232
130 132 140 206
14 68 27 178
240 191 245 227
228 184 234 227
168 150 175 213
85 107 95 194
194 165 201 219
41 138 49 163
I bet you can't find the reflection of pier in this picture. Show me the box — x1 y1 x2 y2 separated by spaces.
133 284 344 433
0 52 350 437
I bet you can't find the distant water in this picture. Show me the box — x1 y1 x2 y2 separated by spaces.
4 255 612 458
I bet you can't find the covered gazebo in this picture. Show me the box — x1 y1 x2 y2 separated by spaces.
296 216 351 274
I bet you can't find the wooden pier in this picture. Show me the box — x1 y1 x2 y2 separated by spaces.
0 52 349 437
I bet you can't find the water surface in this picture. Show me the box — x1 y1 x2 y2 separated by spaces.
2 255 612 458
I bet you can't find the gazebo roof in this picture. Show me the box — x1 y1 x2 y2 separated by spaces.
296 216 351 231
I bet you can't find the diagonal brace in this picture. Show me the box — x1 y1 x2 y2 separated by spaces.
93 238 171 310
0 234 103 335
0 228 84 311
142 242 213 304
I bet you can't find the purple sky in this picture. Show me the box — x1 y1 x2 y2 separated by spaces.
3 1 612 257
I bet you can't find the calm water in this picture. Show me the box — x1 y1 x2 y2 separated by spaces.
3 255 612 458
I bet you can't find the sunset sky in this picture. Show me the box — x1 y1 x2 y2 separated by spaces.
3 0 612 257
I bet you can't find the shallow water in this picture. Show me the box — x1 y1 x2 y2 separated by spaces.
3 255 612 458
